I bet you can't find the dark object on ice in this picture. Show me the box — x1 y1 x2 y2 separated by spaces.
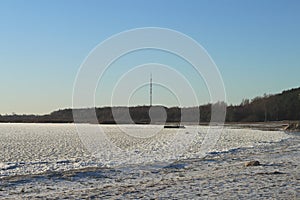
244 160 260 167
256 171 285 175
284 122 300 131
164 124 185 129
164 163 187 169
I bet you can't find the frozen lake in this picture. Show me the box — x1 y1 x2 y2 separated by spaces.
0 123 298 199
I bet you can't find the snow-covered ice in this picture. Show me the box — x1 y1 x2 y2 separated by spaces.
0 123 298 199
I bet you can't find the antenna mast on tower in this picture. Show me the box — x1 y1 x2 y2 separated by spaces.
150 73 152 107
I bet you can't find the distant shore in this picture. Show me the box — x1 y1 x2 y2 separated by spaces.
1 120 299 133
2 86 300 124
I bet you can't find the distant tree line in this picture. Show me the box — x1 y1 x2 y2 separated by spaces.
0 87 299 123
226 87 300 122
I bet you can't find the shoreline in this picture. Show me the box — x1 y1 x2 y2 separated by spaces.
1 120 298 131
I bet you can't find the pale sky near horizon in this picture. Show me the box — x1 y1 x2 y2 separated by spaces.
1 0 300 114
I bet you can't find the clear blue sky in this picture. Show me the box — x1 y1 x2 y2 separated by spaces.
0 0 300 114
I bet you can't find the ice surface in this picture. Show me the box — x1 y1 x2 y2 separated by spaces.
0 123 298 199
0 123 290 177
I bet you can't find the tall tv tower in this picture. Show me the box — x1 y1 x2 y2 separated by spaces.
150 73 152 107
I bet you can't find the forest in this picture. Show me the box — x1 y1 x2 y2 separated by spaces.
0 87 299 123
